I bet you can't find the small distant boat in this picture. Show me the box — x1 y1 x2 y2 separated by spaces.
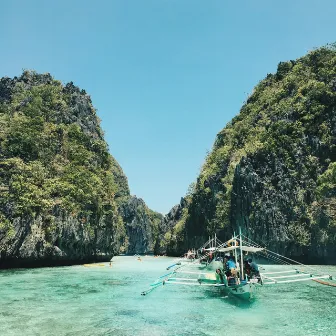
141 228 334 300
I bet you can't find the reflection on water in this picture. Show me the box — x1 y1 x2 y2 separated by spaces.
0 256 335 336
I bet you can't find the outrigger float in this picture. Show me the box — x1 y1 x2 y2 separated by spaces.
141 228 334 300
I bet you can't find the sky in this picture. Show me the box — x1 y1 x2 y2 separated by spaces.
1 0 335 214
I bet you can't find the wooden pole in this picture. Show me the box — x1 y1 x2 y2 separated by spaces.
239 227 244 280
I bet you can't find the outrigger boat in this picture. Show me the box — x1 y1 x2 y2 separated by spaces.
141 228 334 300
171 235 223 268
197 234 223 268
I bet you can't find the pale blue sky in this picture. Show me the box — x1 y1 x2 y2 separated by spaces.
1 0 335 213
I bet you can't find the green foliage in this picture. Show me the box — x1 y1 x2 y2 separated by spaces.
0 71 131 254
317 162 336 198
0 213 15 240
147 208 163 248
172 46 336 252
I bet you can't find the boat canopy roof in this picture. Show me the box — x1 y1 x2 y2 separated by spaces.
204 247 217 251
217 246 236 252
217 246 264 253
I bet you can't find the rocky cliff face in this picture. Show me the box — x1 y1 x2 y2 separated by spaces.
0 71 159 268
160 46 336 264
0 206 119 268
119 196 163 254
154 198 186 256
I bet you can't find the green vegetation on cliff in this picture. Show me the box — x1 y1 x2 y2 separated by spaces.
163 46 336 261
0 71 130 264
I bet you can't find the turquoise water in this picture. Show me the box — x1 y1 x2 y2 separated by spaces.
0 256 335 336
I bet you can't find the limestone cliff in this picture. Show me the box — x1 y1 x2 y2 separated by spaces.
119 196 163 254
154 197 186 256
159 46 336 264
0 71 159 267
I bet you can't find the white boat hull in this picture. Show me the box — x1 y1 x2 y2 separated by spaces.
226 281 257 300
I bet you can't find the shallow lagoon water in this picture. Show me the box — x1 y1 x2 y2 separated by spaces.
0 256 335 336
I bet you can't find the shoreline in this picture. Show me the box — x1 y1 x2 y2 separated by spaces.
1 254 336 270
0 255 113 270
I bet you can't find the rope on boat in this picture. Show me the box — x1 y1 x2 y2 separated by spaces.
241 235 332 279
241 236 293 266
241 236 292 267
198 236 224 251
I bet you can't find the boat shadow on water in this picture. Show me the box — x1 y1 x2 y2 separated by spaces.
203 288 256 309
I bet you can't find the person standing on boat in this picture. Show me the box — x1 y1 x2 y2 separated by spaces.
224 255 236 276
248 258 260 278
224 255 239 285
215 268 226 285
244 259 252 279
223 255 230 275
